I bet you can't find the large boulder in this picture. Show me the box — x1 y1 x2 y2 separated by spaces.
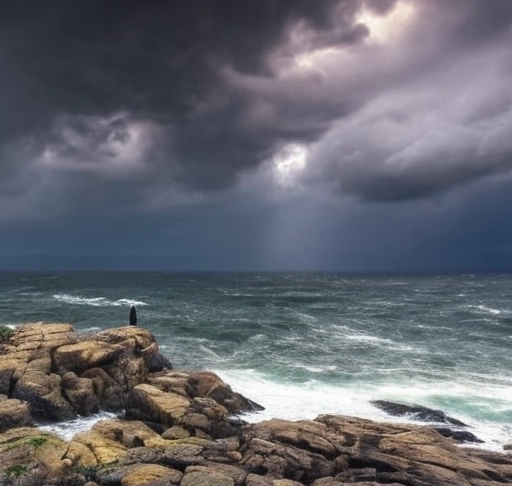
13 370 75 420
0 399 31 432
148 370 263 415
130 384 191 425
53 341 125 373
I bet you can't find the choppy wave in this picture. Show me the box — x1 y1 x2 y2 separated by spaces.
53 294 148 307
1 271 511 452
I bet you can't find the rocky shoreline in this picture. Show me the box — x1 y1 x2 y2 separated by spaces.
0 323 511 486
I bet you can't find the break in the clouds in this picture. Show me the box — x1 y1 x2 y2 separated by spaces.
1 0 512 270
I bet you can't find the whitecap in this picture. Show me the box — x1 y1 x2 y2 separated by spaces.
114 298 149 306
345 334 393 344
290 363 338 373
468 304 503 315
53 294 148 307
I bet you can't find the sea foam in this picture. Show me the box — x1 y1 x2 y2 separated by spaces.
53 294 148 307
215 368 512 452
37 410 119 441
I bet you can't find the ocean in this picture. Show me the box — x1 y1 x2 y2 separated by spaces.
0 271 511 450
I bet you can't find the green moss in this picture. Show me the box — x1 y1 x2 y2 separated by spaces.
24 436 47 448
5 435 49 451
0 326 13 341
5 464 28 477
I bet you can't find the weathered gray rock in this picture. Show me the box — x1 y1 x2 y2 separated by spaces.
181 469 235 486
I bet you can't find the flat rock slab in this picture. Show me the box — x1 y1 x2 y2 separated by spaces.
53 341 125 372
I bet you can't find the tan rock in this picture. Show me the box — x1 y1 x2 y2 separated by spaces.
246 474 273 486
272 480 306 486
80 366 123 409
121 464 182 486
186 464 247 486
182 412 210 430
181 469 235 486
188 371 260 413
241 437 335 482
0 427 70 479
14 323 75 348
72 430 127 463
63 439 98 466
8 323 76 365
0 399 31 431
162 425 191 439
91 419 171 449
244 419 342 457
13 370 75 420
0 359 18 395
130 384 190 425
61 371 99 415
148 371 191 397
96 326 155 349
53 340 125 373
191 397 229 422
105 354 147 391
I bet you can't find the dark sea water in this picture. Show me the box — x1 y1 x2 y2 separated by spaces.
1 272 511 449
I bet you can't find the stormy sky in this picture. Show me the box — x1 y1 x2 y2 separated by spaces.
1 0 512 271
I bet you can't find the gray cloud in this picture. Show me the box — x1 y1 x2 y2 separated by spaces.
1 1 512 210
0 0 373 208
1 0 512 270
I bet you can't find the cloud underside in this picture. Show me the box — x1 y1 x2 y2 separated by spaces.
1 0 512 218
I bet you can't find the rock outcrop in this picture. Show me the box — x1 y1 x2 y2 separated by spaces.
0 323 511 486
1 323 174 421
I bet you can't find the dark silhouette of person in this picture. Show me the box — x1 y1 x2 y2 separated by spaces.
129 305 137 326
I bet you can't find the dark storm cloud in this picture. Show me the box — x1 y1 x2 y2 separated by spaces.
0 0 511 245
0 0 364 197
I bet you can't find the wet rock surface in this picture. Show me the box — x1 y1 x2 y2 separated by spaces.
0 323 510 486
370 400 485 445
371 400 467 427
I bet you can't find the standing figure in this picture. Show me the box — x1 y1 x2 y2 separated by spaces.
129 305 138 326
